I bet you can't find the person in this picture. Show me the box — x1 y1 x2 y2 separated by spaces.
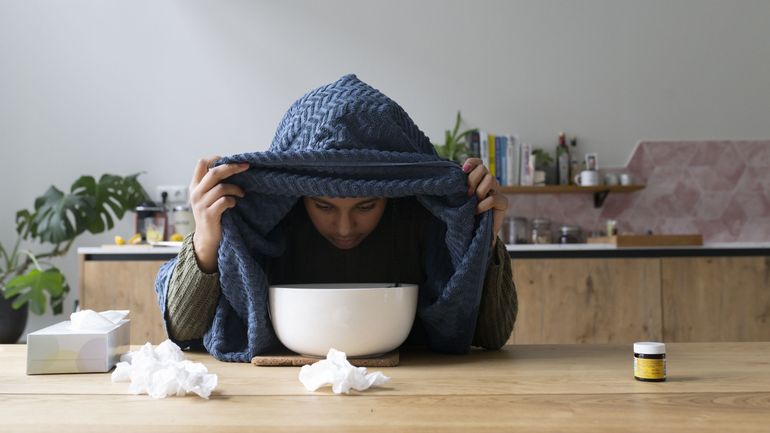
156 74 517 361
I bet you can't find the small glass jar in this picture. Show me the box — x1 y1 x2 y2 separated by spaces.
172 205 196 237
531 218 552 244
634 342 666 382
504 216 529 244
558 225 582 244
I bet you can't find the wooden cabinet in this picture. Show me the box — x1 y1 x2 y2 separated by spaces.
661 257 770 342
510 255 770 344
79 256 170 345
79 249 769 347
510 258 662 344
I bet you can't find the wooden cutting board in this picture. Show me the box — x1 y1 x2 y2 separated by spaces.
251 349 399 367
587 234 703 247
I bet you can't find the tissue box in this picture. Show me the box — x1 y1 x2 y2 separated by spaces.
26 319 130 375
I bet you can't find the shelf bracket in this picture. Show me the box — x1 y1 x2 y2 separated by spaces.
594 190 610 208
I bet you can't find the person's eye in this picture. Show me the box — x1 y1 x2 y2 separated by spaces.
314 203 332 211
357 204 375 211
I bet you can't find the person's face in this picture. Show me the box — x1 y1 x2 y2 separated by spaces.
303 196 387 250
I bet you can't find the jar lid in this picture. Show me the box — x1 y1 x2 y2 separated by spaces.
134 206 164 212
560 225 581 234
634 342 666 355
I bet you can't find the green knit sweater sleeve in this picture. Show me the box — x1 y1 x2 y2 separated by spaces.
472 237 518 350
165 233 221 341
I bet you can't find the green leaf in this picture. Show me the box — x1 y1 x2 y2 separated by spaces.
15 209 34 239
71 174 149 236
20 173 149 244
4 267 68 314
451 111 462 140
27 186 90 244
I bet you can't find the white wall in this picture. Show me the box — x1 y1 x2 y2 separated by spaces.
2 0 770 335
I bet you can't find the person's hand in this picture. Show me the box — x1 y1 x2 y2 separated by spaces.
190 156 249 273
462 158 508 248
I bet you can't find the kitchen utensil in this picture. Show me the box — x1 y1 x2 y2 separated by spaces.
268 283 418 357
531 217 552 244
574 170 600 186
504 216 529 244
604 173 619 186
587 234 704 247
559 225 582 244
619 173 634 185
134 201 167 242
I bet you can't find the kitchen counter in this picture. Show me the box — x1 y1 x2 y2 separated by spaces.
78 245 180 260
506 242 770 258
77 242 770 260
1 342 769 432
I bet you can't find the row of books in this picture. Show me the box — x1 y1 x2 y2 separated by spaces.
466 131 535 186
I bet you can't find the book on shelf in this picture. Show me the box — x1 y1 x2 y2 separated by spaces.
488 134 496 181
467 131 480 158
506 134 520 186
478 132 522 186
479 130 489 170
519 141 533 186
495 135 505 184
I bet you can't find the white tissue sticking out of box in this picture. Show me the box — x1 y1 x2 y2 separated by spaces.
298 348 390 394
70 309 129 331
111 340 218 399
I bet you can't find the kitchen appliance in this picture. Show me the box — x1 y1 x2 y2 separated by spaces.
134 201 167 242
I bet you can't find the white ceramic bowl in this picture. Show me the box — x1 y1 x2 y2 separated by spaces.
268 283 418 357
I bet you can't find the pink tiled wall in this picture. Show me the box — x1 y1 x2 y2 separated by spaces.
505 140 770 243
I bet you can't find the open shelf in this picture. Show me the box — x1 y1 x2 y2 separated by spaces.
498 185 645 207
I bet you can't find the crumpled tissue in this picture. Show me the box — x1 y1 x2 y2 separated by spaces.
111 339 218 399
298 348 390 394
70 309 129 330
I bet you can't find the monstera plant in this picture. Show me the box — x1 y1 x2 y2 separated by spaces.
0 174 149 343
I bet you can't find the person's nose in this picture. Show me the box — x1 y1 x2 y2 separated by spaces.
336 212 354 237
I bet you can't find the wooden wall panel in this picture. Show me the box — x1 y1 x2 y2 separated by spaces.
80 260 168 345
509 258 662 344
662 256 770 342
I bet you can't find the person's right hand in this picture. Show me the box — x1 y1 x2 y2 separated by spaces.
190 156 249 273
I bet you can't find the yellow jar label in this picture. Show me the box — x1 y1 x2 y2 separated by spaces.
634 357 666 379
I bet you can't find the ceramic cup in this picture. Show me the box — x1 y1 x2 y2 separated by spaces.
619 173 633 186
604 173 619 186
574 170 600 186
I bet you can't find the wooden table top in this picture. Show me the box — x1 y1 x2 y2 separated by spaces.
1 342 769 432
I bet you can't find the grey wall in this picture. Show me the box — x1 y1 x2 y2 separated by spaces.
2 0 770 335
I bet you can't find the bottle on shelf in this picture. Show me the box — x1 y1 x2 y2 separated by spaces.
569 136 580 185
556 132 570 185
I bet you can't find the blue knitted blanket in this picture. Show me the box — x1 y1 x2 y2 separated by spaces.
155 74 493 362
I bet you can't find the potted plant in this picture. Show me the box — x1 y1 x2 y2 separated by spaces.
433 111 477 164
532 148 556 185
0 174 149 343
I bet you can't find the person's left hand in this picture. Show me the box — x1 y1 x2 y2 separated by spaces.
463 158 508 247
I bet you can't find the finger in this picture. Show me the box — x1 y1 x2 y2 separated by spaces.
476 195 508 214
466 164 487 196
475 173 496 201
196 162 250 197
476 194 508 212
199 183 245 208
462 157 482 173
191 155 220 188
208 195 238 217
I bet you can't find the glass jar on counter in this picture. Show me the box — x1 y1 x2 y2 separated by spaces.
531 217 552 244
503 216 529 244
558 225 582 244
